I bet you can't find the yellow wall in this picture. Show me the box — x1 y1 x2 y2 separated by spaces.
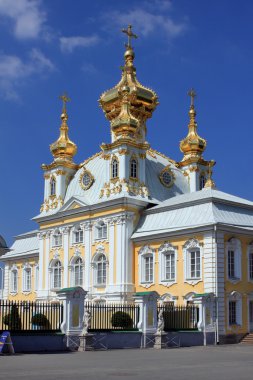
134 235 204 304
8 257 38 302
224 234 253 334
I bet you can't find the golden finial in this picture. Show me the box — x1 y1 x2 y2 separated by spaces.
204 160 216 189
59 93 70 113
188 88 196 107
122 25 138 48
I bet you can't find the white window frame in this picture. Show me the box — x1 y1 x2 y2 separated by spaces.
130 157 138 179
92 251 108 287
226 238 242 283
52 230 62 247
34 264 39 292
70 254 84 287
247 243 253 282
72 226 84 245
183 239 202 285
50 260 62 290
94 220 108 241
50 176 56 196
159 242 177 287
22 264 32 293
138 245 155 288
10 265 18 294
227 291 242 328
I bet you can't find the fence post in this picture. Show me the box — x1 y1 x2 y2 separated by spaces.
56 286 87 348
133 291 159 348
192 293 216 346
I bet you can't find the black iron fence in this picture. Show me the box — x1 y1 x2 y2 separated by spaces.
0 300 63 332
158 304 199 331
85 302 140 331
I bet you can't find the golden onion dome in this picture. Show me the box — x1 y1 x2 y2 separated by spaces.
99 25 158 129
180 89 206 161
50 95 77 161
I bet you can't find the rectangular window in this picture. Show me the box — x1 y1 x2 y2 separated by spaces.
228 250 235 278
11 271 18 293
144 256 153 282
97 224 107 240
229 301 237 325
249 253 253 280
190 250 200 278
165 253 175 280
53 234 62 247
74 230 83 244
35 266 39 291
97 263 106 285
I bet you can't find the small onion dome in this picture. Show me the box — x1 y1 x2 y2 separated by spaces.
50 110 77 160
180 105 206 159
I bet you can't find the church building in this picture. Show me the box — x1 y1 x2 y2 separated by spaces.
2 26 253 342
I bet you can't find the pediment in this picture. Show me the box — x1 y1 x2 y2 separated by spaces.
59 197 87 212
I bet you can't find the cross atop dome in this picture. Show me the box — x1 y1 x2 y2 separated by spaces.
188 88 196 107
122 25 138 48
59 93 70 113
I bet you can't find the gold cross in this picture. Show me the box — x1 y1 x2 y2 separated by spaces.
122 25 138 48
188 88 196 107
59 93 70 111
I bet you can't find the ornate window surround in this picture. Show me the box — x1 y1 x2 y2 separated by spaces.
10 264 18 295
183 238 203 286
22 263 32 294
50 175 56 196
72 225 84 245
92 245 108 288
69 250 84 287
158 242 178 287
247 242 253 283
226 238 242 284
227 291 242 329
94 219 108 242
52 228 62 248
129 155 138 180
138 245 155 288
111 155 119 180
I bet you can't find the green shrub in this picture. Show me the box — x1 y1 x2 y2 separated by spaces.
2 305 22 330
111 311 133 329
31 313 50 328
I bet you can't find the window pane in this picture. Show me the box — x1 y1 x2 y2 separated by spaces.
190 250 200 278
144 256 153 282
249 253 253 279
165 253 175 280
229 301 237 325
228 250 235 278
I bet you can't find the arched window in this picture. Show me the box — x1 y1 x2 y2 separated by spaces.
73 257 83 286
96 254 107 285
10 269 18 293
23 266 32 292
130 158 137 178
199 174 205 190
138 246 155 285
111 158 118 179
95 221 107 240
52 260 62 289
50 177 56 196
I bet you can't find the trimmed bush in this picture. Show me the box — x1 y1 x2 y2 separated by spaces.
31 313 50 328
2 304 22 330
111 311 133 329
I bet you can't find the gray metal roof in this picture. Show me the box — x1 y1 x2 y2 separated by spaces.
6 230 39 257
132 189 253 239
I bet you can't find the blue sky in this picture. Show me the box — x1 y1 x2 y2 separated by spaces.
1 0 253 245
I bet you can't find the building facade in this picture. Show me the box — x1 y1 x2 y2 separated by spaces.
1 27 253 341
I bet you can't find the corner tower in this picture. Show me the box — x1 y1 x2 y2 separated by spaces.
40 94 78 213
177 89 215 192
99 25 158 199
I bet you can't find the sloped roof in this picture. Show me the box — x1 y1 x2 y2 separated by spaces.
2 230 39 259
132 189 253 239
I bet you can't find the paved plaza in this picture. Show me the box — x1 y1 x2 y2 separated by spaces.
1 345 253 380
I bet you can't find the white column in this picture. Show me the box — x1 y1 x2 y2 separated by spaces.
203 231 216 293
37 232 45 298
108 218 116 291
44 231 51 297
83 222 92 295
3 263 9 300
62 226 71 288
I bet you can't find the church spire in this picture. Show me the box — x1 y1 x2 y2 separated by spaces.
179 89 207 163
50 94 77 161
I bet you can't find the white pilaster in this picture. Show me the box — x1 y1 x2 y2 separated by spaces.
37 232 45 298
82 222 92 295
62 226 71 288
3 263 9 299
44 231 51 296
107 218 116 291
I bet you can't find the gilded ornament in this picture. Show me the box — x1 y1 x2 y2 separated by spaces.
159 166 175 188
56 170 66 176
79 168 94 191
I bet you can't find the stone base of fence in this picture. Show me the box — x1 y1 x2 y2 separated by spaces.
78 334 94 351
8 333 68 353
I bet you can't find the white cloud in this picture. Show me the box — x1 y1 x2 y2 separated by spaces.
104 7 186 41
0 49 54 100
0 0 46 39
60 35 99 53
